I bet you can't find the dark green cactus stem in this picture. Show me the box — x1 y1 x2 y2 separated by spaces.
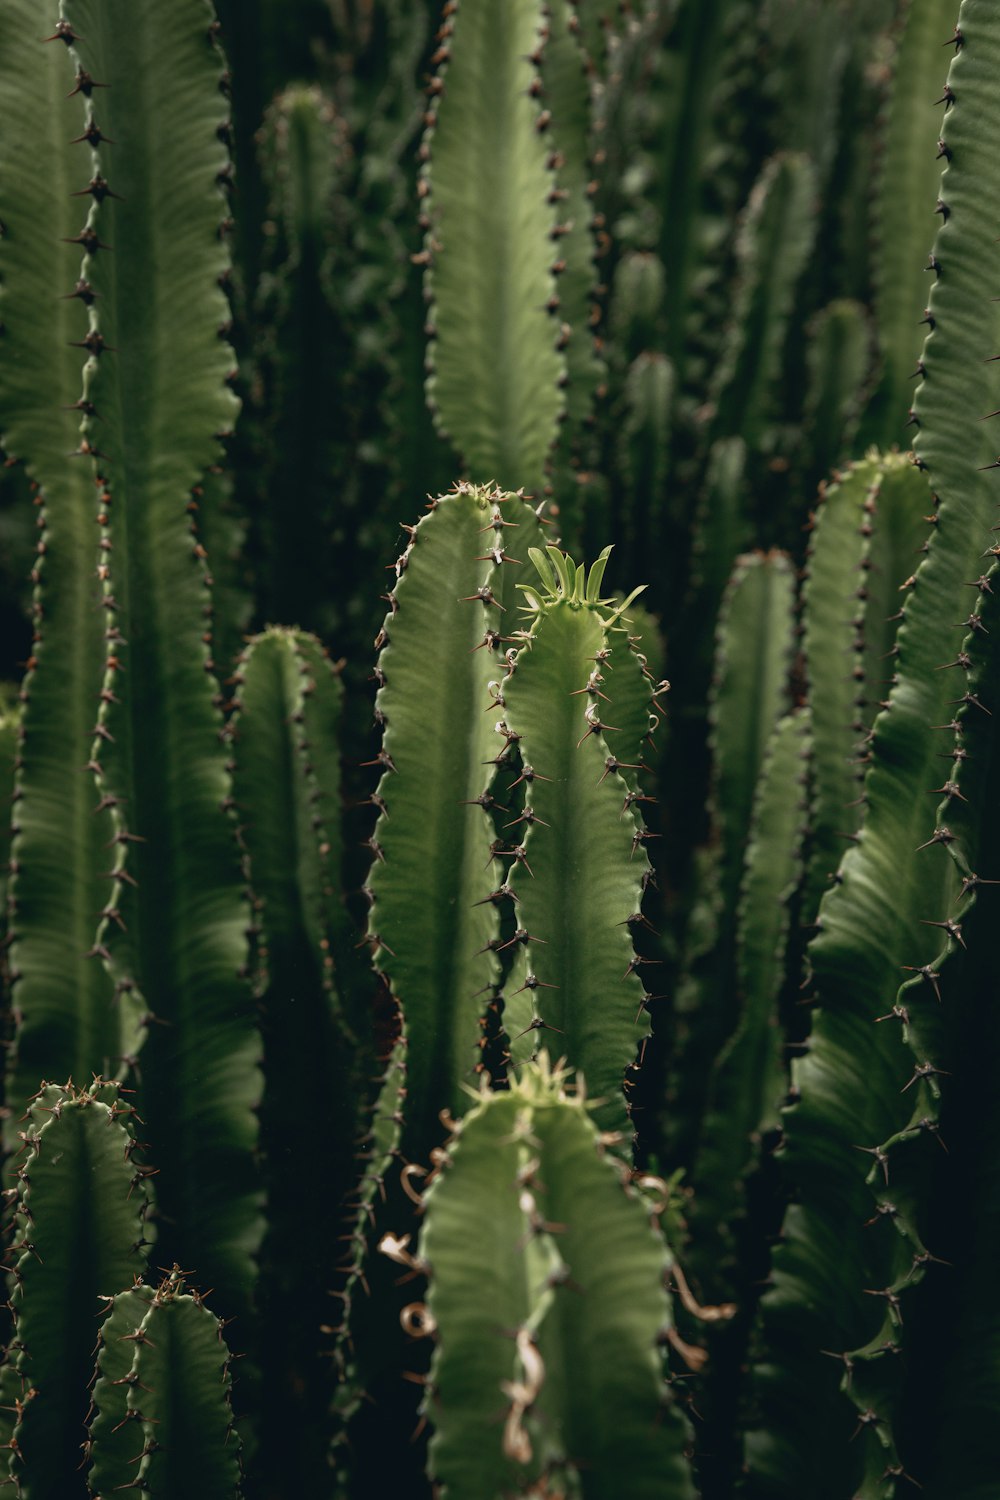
801 452 930 924
60 0 262 1318
750 7 1000 1492
417 1056 697 1498
88 1269 240 1499
367 483 545 1160
501 546 654 1139
801 300 870 488
652 0 743 383
421 0 565 494
0 0 136 1144
617 352 675 571
253 85 352 634
538 0 606 541
2 1080 153 1500
693 706 810 1279
671 550 795 1167
863 0 964 449
229 626 360 1492
708 153 817 453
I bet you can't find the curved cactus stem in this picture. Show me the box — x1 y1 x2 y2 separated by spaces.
59 0 261 1320
4 1081 153 1499
368 484 546 1160
420 1058 696 1499
422 0 565 492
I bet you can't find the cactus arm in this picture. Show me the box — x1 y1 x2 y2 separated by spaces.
616 353 675 572
670 549 795 1168
865 0 963 448
420 1061 696 1499
127 1273 241 1499
540 0 604 435
420 1090 541 1497
802 300 870 488
529 1096 696 1499
253 86 351 629
710 552 796 942
6 1082 152 1499
752 8 1000 1489
708 153 817 450
695 708 810 1234
60 0 260 1312
87 1286 154 1492
368 485 545 1157
422 0 565 492
801 454 930 922
501 586 651 1137
0 1 132 1134
229 627 357 1489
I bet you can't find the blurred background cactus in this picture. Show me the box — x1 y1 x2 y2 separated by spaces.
0 0 997 1496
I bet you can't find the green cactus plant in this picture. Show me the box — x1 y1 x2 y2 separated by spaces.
2 0 1000 1495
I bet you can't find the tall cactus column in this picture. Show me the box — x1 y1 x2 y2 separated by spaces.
53 0 260 1318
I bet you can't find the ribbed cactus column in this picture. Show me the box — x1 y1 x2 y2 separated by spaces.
421 0 565 494
500 546 658 1139
1 1081 154 1500
367 483 545 1160
87 1270 241 1499
417 1057 697 1499
0 0 137 1141
56 0 261 1318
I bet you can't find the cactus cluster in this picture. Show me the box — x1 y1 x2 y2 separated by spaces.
0 0 998 1496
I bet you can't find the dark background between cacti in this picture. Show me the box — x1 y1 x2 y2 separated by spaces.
0 0 997 1497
